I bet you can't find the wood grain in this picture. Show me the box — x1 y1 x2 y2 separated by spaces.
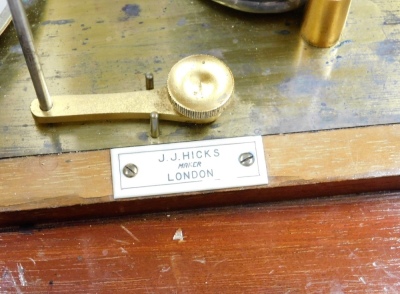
0 193 399 293
0 123 400 227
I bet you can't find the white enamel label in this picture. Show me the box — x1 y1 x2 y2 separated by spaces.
0 1 7 12
111 136 268 199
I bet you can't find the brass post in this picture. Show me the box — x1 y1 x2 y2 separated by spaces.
301 0 352 48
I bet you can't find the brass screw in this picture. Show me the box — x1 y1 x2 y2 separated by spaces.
239 152 255 167
123 163 138 178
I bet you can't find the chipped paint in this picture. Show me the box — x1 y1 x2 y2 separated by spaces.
278 73 334 98
375 40 400 63
173 228 184 242
177 17 187 26
122 4 141 19
1 267 23 293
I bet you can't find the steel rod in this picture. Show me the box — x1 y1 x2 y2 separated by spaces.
7 0 52 111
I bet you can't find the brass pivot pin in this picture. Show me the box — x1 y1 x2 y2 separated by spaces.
145 73 160 138
30 54 234 124
150 112 160 138
145 73 154 90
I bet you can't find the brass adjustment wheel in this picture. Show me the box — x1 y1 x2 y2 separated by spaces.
167 54 234 121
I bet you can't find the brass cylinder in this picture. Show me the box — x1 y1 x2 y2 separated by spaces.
301 0 352 48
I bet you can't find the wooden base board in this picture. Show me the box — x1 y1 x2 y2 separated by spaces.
1 193 400 292
1 124 400 227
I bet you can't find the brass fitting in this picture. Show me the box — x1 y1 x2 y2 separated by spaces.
301 0 352 48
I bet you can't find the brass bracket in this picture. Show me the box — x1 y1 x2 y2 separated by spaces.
8 0 234 137
30 54 234 125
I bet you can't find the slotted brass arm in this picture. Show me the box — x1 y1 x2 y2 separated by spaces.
30 54 234 124
31 87 220 124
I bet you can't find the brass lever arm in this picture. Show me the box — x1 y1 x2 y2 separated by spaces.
31 54 234 125
31 87 217 124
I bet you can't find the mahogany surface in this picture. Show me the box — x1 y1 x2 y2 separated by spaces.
1 124 400 227
0 192 399 293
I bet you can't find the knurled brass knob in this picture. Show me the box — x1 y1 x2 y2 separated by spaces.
167 54 234 121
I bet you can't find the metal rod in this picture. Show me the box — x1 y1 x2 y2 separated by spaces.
7 0 52 111
150 112 160 138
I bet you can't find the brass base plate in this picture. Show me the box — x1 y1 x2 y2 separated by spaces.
0 0 399 158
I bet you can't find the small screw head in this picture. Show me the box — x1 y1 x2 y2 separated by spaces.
122 163 138 178
239 152 255 167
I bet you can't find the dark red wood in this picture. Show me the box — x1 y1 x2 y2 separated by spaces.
0 193 399 293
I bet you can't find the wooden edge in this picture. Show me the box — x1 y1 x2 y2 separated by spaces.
1 123 400 227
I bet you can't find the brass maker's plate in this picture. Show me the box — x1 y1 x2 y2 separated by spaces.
31 54 234 124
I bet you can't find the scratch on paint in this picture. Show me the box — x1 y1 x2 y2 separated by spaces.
112 270 123 278
359 277 367 285
160 265 171 273
17 263 27 287
41 19 75 26
372 261 400 279
170 255 190 285
111 238 130 245
28 258 36 265
120 225 140 242
193 258 206 264
212 258 228 268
